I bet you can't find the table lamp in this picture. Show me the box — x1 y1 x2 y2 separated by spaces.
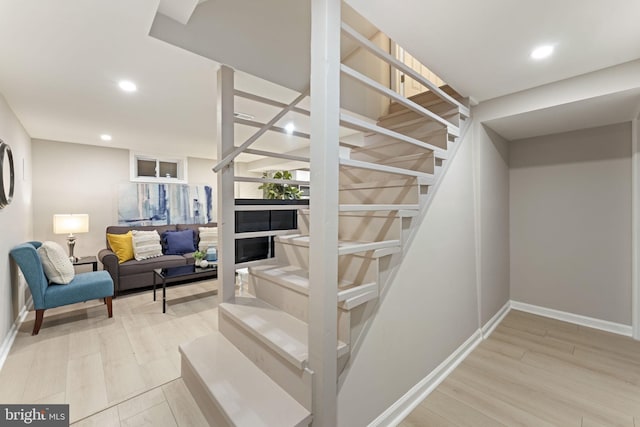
53 214 89 262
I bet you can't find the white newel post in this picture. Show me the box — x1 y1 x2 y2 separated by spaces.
309 0 340 425
216 65 236 304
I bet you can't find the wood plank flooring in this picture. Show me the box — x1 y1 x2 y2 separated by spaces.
0 279 217 424
400 310 640 427
4 285 640 426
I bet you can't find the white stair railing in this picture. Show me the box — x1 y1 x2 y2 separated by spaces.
213 87 310 173
341 22 470 119
209 9 471 426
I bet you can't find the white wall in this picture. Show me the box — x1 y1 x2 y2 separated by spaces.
337 129 479 426
510 123 632 324
475 124 510 325
32 140 129 260
0 94 32 345
32 140 230 260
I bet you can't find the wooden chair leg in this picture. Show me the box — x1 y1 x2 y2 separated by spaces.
33 309 44 335
105 296 113 318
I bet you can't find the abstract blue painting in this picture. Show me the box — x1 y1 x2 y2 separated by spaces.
118 183 214 226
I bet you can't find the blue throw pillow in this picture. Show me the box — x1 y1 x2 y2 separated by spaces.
162 229 196 255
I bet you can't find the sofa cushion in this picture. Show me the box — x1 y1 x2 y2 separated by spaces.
107 231 134 263
119 255 187 276
131 230 163 261
37 241 75 285
162 229 196 255
106 225 176 248
198 226 218 252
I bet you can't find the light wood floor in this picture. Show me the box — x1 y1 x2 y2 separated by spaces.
0 279 217 425
5 288 640 427
400 310 640 427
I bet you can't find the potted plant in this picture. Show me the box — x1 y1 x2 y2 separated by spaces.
258 170 302 200
193 250 208 267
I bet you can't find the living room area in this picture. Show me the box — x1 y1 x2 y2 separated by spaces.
3 0 640 426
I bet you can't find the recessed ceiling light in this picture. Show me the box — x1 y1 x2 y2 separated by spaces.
118 80 137 92
100 134 112 141
530 45 554 60
284 122 295 134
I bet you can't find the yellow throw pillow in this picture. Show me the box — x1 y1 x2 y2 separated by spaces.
107 231 134 263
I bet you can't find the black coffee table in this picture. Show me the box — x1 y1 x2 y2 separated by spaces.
153 264 218 313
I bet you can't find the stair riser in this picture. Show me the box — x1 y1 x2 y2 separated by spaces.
362 125 449 149
219 312 313 411
249 274 354 347
181 357 233 427
387 86 464 115
378 108 460 129
387 96 448 115
337 215 409 243
339 184 420 205
352 141 437 160
388 99 461 119
383 121 450 144
298 211 414 240
274 241 379 284
339 168 427 185
250 274 309 322
350 153 435 175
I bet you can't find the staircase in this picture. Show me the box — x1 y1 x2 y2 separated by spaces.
177 18 471 427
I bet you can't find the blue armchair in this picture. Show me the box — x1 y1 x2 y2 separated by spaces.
10 241 114 335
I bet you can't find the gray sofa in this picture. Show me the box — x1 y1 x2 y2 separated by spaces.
98 223 216 296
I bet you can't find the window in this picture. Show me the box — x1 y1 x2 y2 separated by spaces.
130 152 187 183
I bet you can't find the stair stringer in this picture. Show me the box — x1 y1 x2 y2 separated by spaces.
337 116 474 383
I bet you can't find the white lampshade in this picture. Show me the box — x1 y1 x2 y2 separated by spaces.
53 214 89 235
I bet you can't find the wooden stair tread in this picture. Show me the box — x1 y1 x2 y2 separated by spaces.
250 264 378 306
339 204 420 213
180 332 312 427
276 234 401 256
300 208 419 219
220 297 349 370
338 177 420 190
340 158 435 185
352 134 448 159
387 85 464 114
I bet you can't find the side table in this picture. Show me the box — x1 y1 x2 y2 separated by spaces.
73 256 98 272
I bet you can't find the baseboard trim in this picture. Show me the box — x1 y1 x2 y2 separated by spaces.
0 302 29 371
481 300 511 338
368 329 483 427
510 300 633 337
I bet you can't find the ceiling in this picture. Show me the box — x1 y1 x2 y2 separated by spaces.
346 0 640 103
0 0 639 160
484 88 640 141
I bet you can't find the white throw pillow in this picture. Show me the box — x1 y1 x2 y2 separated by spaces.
37 241 75 284
198 227 218 252
131 230 163 261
